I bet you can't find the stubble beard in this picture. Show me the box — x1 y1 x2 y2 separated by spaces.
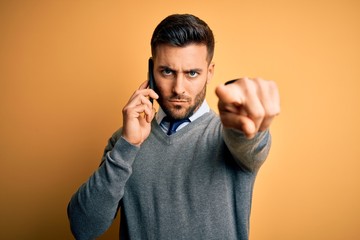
157 83 207 120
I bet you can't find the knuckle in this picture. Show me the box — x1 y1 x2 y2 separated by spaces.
236 77 250 85
252 78 278 92
267 81 279 95
239 78 256 95
252 108 265 120
268 80 278 88
263 111 271 119
252 77 263 83
266 106 281 117
134 89 145 98
122 106 130 115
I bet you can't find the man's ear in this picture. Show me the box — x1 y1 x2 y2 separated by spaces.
207 62 215 84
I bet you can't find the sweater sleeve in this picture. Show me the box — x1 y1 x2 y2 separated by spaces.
222 128 271 173
67 129 139 240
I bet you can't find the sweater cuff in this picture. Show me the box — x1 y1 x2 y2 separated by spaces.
223 128 267 142
109 136 140 166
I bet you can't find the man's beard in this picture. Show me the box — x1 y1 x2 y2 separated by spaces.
157 83 207 120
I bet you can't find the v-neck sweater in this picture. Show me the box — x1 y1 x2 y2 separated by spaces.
68 110 271 240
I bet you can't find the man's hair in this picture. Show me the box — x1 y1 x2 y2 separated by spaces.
151 14 215 63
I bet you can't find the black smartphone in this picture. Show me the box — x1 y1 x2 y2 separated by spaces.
148 58 155 104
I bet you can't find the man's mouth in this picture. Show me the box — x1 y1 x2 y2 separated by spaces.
169 99 189 102
168 95 191 103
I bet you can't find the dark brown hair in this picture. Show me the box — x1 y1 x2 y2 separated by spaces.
151 14 215 63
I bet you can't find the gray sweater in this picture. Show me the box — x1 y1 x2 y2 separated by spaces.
68 111 271 240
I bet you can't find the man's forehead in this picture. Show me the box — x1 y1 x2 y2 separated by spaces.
154 44 208 66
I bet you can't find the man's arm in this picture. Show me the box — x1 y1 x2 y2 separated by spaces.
67 132 139 239
223 128 271 172
216 77 280 171
67 81 158 239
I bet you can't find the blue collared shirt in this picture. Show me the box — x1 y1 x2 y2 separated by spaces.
156 100 210 134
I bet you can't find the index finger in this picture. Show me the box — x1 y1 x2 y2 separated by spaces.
139 80 159 101
138 80 149 90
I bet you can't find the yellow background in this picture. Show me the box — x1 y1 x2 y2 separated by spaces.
1 0 359 239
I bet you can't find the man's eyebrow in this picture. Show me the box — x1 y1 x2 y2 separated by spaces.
158 65 175 71
158 66 203 72
185 68 203 73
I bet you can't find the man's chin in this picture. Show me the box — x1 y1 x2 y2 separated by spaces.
166 106 191 120
167 111 188 120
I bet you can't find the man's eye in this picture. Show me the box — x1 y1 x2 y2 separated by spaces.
188 71 199 78
162 69 173 76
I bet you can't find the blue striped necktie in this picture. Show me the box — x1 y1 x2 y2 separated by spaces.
163 117 190 135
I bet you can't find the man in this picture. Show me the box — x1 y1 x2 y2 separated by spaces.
68 14 280 240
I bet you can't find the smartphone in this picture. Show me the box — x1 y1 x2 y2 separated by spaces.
148 58 155 104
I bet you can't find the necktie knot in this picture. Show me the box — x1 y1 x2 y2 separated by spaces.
163 117 190 135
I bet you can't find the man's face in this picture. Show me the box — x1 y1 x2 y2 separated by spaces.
153 44 214 119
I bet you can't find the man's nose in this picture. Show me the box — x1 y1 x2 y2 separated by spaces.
172 74 186 95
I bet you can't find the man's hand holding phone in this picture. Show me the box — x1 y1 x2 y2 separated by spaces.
121 80 159 146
